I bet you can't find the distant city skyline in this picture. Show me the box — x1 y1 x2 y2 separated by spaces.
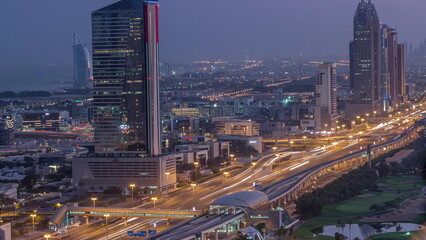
0 0 425 91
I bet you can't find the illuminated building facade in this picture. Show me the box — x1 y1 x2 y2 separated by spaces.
92 0 161 156
349 0 381 111
72 0 177 193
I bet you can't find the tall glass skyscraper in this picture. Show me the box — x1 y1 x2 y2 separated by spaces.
73 33 93 88
92 0 161 156
349 0 381 109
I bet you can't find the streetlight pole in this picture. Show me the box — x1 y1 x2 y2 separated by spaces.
104 214 110 240
44 234 51 240
151 197 158 209
91 197 97 207
129 184 135 201
194 162 199 181
190 183 196 194
30 214 36 232
223 171 229 183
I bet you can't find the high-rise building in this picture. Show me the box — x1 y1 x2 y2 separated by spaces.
73 0 176 193
381 26 406 106
314 63 338 131
380 24 390 111
92 0 161 156
396 44 406 102
349 0 381 112
73 33 93 88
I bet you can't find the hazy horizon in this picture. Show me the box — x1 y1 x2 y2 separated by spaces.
0 0 425 91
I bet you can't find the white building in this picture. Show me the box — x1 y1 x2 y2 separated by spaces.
314 63 338 131
0 222 12 240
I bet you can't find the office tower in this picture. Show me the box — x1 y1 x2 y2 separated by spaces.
382 27 407 105
380 24 390 111
92 0 161 156
396 44 406 101
386 28 399 105
314 63 338 131
349 0 381 112
73 0 176 193
73 33 93 88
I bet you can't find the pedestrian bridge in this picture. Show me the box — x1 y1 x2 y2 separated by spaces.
48 205 202 231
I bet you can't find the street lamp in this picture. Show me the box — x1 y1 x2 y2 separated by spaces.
190 183 196 193
151 197 158 209
165 172 170 180
104 214 110 225
91 197 97 207
104 214 110 240
44 234 51 240
272 146 277 153
30 214 36 232
194 162 199 181
129 184 136 200
223 171 230 178
230 154 235 162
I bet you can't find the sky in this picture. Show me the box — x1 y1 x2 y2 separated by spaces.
0 0 425 91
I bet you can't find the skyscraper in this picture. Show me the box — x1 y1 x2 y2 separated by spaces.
73 0 176 193
73 33 93 88
396 44 406 102
380 24 390 111
314 63 338 131
92 0 161 156
381 26 406 106
349 0 381 112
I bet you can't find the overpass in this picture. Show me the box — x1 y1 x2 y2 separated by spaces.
48 206 202 231
147 124 420 240
264 124 420 206
49 124 421 239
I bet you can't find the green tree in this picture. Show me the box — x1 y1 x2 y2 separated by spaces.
334 232 347 240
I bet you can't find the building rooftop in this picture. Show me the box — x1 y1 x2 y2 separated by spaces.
209 191 268 211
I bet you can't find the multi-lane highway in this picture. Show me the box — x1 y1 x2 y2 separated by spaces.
49 104 425 240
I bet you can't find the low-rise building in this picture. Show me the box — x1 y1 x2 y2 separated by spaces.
216 135 263 154
0 222 12 240
0 183 18 199
72 153 177 193
0 119 14 146
215 120 260 136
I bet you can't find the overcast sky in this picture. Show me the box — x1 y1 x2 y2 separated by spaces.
0 0 425 90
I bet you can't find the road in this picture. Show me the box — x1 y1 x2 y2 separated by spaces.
42 104 425 239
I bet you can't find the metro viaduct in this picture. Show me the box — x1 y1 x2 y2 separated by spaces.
263 124 420 208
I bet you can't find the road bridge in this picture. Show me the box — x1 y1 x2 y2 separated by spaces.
148 124 420 240
264 124 420 207
48 206 202 231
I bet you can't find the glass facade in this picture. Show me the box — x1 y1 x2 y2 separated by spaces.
349 0 381 106
91 0 160 156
